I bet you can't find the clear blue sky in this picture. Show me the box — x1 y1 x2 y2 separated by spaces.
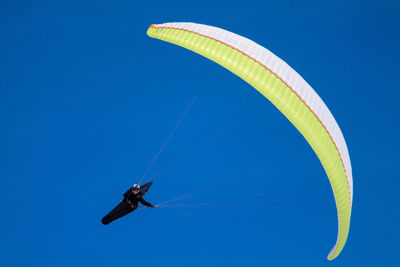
1 1 399 266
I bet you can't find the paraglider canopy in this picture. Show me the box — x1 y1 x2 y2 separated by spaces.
147 22 353 260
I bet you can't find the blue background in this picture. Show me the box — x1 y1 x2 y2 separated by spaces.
1 1 399 266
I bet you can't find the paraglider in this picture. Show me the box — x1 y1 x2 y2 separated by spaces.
101 90 197 226
147 22 353 260
102 182 154 225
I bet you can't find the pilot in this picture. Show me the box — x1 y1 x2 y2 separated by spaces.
124 184 154 209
